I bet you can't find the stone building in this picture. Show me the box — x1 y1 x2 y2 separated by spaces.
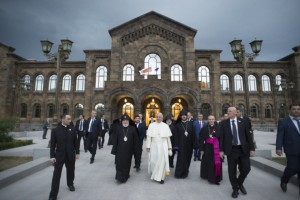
0 11 299 130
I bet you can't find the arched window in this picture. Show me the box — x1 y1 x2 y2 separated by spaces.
33 103 41 118
23 74 30 84
48 75 57 91
198 66 210 89
62 74 71 91
96 66 107 88
76 74 85 91
250 104 259 118
262 75 271 92
20 103 27 118
143 54 161 79
234 75 243 91
275 75 282 91
123 64 134 81
171 64 182 81
35 75 44 91
201 103 211 119
22 75 31 91
74 104 84 118
47 103 55 118
248 75 257 91
265 104 273 118
222 103 230 115
220 74 230 91
95 103 105 117
61 103 69 115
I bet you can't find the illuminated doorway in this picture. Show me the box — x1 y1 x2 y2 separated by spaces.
171 97 187 120
145 98 160 126
122 102 134 119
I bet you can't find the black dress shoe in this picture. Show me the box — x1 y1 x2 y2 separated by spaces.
160 180 164 184
68 185 75 191
90 158 94 164
48 197 57 200
194 157 197 161
136 167 141 172
133 166 137 168
239 185 247 194
280 182 287 192
170 164 174 168
231 190 239 198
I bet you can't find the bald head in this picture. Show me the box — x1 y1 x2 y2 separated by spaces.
227 107 237 119
156 113 163 123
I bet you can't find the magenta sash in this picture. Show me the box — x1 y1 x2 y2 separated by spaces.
205 137 221 177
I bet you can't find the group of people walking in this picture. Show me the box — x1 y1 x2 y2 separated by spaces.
47 103 300 200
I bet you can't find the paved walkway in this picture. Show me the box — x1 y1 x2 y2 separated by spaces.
0 130 299 200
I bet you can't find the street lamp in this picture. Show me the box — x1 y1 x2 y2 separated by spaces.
229 39 263 116
40 39 73 126
274 78 294 118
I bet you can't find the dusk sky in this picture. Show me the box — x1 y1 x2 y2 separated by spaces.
1 0 299 62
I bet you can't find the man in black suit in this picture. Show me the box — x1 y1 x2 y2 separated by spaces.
276 103 300 196
84 110 100 164
75 114 86 152
48 114 79 200
133 115 146 171
220 107 255 198
98 114 109 149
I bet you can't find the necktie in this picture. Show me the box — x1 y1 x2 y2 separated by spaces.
232 120 238 145
89 118 94 133
294 118 300 133
199 121 202 130
79 120 83 131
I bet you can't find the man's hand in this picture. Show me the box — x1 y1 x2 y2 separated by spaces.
219 151 224 159
50 158 56 165
76 154 80 160
200 151 204 156
276 150 283 156
250 151 255 157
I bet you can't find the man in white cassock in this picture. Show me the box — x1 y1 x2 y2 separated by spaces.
146 113 172 184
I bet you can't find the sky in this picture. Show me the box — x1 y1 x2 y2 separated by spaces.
0 0 300 62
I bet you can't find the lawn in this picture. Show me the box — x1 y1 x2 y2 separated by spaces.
271 157 287 166
0 156 33 172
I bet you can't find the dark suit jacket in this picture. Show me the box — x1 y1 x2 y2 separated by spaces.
193 120 207 136
276 117 300 156
83 117 101 138
75 119 85 133
100 119 109 132
50 123 79 161
136 121 147 141
220 117 254 156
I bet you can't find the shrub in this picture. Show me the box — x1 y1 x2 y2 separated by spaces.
0 117 17 143
0 139 33 150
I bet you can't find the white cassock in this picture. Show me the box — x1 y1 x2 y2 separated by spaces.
146 121 172 182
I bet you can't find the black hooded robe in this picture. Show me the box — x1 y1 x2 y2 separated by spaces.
174 120 195 178
111 125 140 183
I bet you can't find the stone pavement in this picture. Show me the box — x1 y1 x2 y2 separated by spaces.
0 130 299 200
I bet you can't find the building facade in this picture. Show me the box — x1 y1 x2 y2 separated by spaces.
0 11 299 130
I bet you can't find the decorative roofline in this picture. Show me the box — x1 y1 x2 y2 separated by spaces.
121 24 185 46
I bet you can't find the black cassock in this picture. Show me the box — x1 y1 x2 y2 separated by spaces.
199 124 222 184
111 125 140 183
174 121 195 178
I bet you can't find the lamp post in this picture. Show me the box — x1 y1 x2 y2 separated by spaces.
229 39 263 116
40 39 73 127
275 78 294 118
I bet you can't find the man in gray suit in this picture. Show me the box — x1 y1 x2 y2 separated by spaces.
276 103 300 196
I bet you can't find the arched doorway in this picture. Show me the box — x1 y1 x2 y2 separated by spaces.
170 97 188 120
143 97 162 126
117 97 134 119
